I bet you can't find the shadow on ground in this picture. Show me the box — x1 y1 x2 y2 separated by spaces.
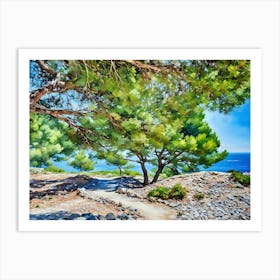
30 211 131 220
30 175 143 200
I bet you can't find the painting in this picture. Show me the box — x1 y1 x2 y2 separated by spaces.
18 49 262 231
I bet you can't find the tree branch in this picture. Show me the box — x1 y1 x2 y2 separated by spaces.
29 81 72 105
30 104 86 117
164 150 185 165
124 60 163 72
36 60 57 76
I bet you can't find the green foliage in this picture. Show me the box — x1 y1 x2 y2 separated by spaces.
148 184 187 200
229 170 250 186
193 192 205 200
88 79 228 184
30 168 45 174
30 114 76 167
89 170 121 176
184 60 250 113
44 165 65 173
123 169 141 176
69 151 95 171
30 59 250 184
161 168 176 179
147 186 170 200
169 184 187 199
90 169 141 177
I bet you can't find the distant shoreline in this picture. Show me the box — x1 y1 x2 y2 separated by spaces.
31 152 251 174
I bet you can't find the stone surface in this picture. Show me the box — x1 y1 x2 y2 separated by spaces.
119 171 250 220
30 171 250 220
105 213 116 220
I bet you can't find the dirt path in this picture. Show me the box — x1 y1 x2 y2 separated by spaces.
30 172 251 220
30 176 178 220
79 188 177 220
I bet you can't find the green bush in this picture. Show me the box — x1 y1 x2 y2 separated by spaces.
148 184 187 200
89 169 141 177
230 170 250 186
123 169 141 176
30 168 47 174
44 165 65 173
90 170 120 176
169 184 187 199
147 186 170 200
193 192 205 200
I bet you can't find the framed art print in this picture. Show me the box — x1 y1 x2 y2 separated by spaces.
18 49 262 231
1 0 280 280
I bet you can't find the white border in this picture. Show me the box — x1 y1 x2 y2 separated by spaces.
18 49 262 231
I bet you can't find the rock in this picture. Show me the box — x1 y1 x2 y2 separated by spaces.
126 191 133 196
87 215 98 220
116 187 127 194
82 213 97 220
177 211 183 217
168 203 177 208
117 214 129 220
30 215 38 220
76 217 87 220
105 213 116 220
68 213 81 220
97 214 106 220
233 183 244 189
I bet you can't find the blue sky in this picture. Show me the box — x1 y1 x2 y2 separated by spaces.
205 99 250 153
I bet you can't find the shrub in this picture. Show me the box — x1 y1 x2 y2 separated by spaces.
30 168 41 174
148 184 187 200
44 165 65 173
193 192 205 200
123 169 141 176
169 183 187 199
90 170 119 176
147 186 170 200
230 170 250 186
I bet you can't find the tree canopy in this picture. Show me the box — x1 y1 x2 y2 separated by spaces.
29 59 250 184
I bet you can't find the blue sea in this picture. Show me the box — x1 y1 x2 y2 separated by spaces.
200 153 250 173
55 152 250 173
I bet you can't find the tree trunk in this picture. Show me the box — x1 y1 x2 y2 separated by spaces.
151 164 164 183
140 162 149 185
118 166 122 176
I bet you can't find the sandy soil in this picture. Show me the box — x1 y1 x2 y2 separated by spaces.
30 191 121 216
29 171 250 220
30 172 176 219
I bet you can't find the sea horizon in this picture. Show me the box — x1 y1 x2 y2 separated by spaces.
48 152 250 174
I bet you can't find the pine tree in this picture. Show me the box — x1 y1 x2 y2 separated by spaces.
29 59 250 184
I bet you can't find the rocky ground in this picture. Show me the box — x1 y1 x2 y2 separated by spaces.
30 171 250 220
